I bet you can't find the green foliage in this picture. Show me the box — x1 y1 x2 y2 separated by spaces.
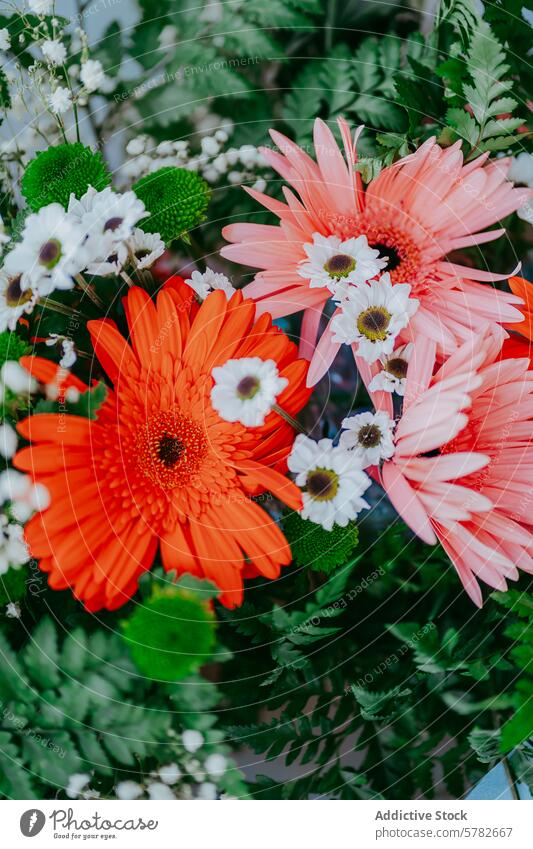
282 510 359 574
122 582 217 682
0 566 27 607
34 382 108 421
218 525 533 799
435 0 482 46
0 332 29 366
283 39 408 144
444 22 524 154
133 167 210 243
493 591 533 752
0 619 170 798
0 615 245 799
21 144 111 212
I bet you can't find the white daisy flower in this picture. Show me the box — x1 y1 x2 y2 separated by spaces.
517 201 533 224
86 241 128 277
79 59 106 93
508 152 533 188
41 39 67 66
0 517 29 575
68 186 147 249
60 338 76 369
0 469 50 523
158 25 178 48
29 0 53 13
6 602 21 618
197 782 218 800
128 228 165 270
0 422 18 458
340 411 395 466
3 204 89 296
0 270 38 331
126 137 146 156
182 729 203 753
147 782 175 800
368 343 413 396
66 773 91 799
287 435 371 531
1 360 37 397
49 86 71 115
298 233 386 293
0 29 11 51
211 357 288 427
204 753 226 778
330 274 419 363
116 781 143 800
158 763 182 785
0 213 10 245
45 333 76 368
185 267 234 301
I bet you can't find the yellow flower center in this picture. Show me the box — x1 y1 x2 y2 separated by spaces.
357 306 391 341
324 253 356 279
306 468 339 502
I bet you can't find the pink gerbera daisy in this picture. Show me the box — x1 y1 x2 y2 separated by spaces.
221 118 530 385
372 331 533 606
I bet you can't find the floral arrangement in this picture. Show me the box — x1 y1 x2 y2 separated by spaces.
0 0 532 802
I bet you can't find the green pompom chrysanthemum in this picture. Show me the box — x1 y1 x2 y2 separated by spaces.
21 143 111 211
122 587 216 682
132 167 210 244
283 511 359 575
0 331 30 365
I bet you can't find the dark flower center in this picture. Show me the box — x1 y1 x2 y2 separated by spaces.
104 216 124 232
357 306 391 341
136 410 208 489
135 249 151 260
358 424 382 448
324 253 356 278
157 434 184 467
237 375 260 400
38 238 62 268
6 275 33 307
370 242 401 272
306 468 338 501
385 356 408 379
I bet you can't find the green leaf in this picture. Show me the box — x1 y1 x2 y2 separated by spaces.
22 618 60 690
0 733 36 799
445 107 479 145
59 629 89 677
34 381 108 420
468 727 500 763
351 685 412 722
352 39 380 92
0 631 28 701
93 21 123 78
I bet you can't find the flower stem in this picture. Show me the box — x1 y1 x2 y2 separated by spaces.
273 404 306 434
41 298 83 319
502 755 521 800
75 274 105 309
120 269 136 288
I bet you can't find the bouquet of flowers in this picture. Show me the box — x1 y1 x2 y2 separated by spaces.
0 0 532 801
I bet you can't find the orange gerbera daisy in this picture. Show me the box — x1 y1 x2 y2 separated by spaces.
501 276 533 363
14 279 310 611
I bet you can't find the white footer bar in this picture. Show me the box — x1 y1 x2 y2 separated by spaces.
3 799 529 847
